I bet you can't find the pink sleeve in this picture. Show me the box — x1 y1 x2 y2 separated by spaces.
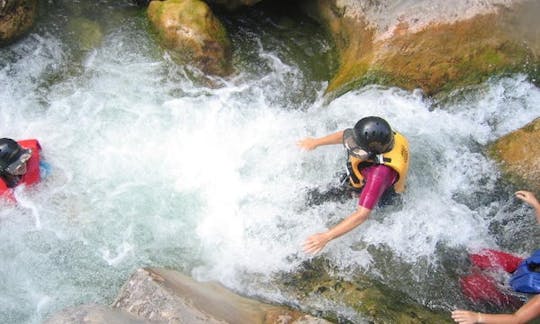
358 165 397 210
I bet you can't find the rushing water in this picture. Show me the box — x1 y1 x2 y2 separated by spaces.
1 1 539 323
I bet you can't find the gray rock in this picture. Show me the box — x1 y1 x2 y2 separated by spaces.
113 267 332 324
44 304 149 324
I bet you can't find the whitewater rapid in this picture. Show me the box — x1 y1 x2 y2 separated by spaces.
0 2 539 323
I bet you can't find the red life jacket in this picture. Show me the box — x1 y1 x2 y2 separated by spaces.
0 139 42 202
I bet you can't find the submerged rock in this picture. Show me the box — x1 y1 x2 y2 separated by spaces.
147 0 232 76
305 0 540 100
66 17 103 53
488 118 540 193
0 0 37 45
277 258 453 323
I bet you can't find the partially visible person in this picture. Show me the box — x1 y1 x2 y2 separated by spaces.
515 190 540 223
297 116 409 254
0 138 43 202
453 190 540 323
451 295 540 324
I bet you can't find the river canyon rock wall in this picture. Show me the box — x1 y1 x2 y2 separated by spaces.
306 0 539 99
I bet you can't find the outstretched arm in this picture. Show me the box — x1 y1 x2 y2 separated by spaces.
303 206 371 254
451 294 540 324
297 130 344 151
515 190 540 224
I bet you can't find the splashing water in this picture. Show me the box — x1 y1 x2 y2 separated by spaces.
0 1 539 323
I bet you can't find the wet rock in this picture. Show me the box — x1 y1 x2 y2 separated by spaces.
305 0 540 100
488 117 540 193
113 267 332 324
147 0 232 76
277 258 453 323
44 268 331 324
44 304 148 324
0 0 37 45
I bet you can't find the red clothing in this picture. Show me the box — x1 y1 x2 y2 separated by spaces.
0 139 41 202
470 249 524 273
357 164 397 210
460 249 525 307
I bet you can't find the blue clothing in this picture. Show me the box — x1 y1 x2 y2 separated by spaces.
510 249 540 294
39 160 51 179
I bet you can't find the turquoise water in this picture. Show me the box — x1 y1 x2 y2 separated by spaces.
0 1 539 323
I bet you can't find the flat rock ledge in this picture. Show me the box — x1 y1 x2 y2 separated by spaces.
45 267 331 324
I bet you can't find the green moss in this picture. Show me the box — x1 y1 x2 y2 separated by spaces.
276 259 451 323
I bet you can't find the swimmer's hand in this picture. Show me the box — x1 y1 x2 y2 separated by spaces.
451 310 482 324
515 190 540 208
302 232 331 255
297 138 319 151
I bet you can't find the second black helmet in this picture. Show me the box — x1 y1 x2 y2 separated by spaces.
0 138 31 174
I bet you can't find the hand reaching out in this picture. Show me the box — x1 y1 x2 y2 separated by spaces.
297 138 319 151
451 310 481 324
515 190 540 223
515 190 540 207
303 232 331 254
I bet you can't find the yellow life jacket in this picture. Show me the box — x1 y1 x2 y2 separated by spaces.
347 132 409 193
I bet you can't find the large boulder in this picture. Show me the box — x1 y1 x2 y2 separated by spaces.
44 268 331 324
147 0 232 76
113 268 331 324
44 304 147 324
0 0 38 45
305 0 540 99
488 118 540 193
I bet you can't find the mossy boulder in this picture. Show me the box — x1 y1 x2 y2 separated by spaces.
0 0 38 46
147 0 232 76
306 0 540 100
278 259 452 323
488 118 540 194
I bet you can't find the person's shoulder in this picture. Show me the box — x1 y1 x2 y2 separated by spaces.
18 139 41 150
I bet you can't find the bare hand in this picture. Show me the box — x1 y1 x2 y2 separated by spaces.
297 138 319 151
303 232 331 254
515 190 540 207
451 310 480 324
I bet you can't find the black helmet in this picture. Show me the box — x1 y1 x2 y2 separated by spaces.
351 116 394 154
0 138 31 175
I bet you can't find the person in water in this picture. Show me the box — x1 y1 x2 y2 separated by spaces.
451 190 540 324
297 116 409 254
0 138 43 201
